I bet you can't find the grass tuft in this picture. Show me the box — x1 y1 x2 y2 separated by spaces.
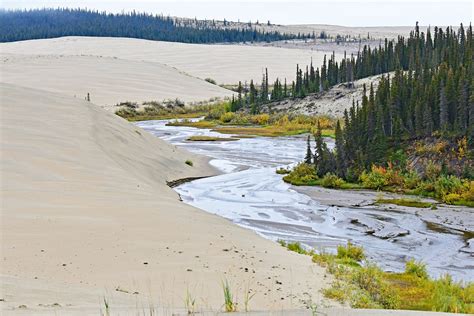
222 280 237 312
184 289 196 314
405 259 429 279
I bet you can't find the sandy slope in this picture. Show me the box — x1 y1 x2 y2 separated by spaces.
0 54 232 110
0 37 343 85
0 83 336 314
264 73 388 117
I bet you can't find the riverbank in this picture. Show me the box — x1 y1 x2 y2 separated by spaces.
136 119 473 284
292 185 473 253
1 83 341 314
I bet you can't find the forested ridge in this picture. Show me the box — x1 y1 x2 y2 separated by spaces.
266 23 472 206
0 8 307 43
231 24 473 119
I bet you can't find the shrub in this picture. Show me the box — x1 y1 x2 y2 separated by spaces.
283 163 317 185
206 103 227 120
204 77 217 85
403 170 421 190
185 160 193 166
424 161 442 181
321 173 346 188
278 240 308 254
250 113 270 125
431 274 472 313
384 163 404 187
337 242 365 262
457 137 468 159
405 259 429 279
360 165 387 189
277 115 290 126
461 181 474 201
434 175 463 200
219 112 236 123
352 264 399 309
286 242 307 254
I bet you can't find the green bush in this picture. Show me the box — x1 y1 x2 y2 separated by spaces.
352 264 399 309
283 163 317 185
185 160 193 166
431 274 473 313
359 166 387 189
321 173 346 188
337 241 365 262
219 112 236 123
405 259 429 279
403 170 421 190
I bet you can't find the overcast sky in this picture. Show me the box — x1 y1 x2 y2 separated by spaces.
1 0 472 27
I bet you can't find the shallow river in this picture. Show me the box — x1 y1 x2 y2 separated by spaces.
136 120 473 282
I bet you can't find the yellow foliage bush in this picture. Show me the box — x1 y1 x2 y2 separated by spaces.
219 112 236 123
457 137 467 160
250 113 270 125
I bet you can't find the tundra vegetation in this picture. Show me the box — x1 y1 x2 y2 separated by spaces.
279 241 474 313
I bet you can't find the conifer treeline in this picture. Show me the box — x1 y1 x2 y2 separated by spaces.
305 23 473 180
0 8 307 43
230 23 473 122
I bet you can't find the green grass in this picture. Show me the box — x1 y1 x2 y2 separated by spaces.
453 199 474 207
168 121 334 138
222 280 237 312
376 198 433 208
186 135 239 142
279 241 474 313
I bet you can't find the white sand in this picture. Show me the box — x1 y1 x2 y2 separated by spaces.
0 36 343 85
0 83 336 314
0 53 232 110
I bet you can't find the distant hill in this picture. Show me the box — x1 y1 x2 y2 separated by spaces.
0 8 310 43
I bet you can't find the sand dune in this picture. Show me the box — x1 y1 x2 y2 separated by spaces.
0 54 232 110
265 73 388 117
0 36 343 85
0 83 336 314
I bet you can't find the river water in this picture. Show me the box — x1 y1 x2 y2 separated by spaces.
136 119 473 282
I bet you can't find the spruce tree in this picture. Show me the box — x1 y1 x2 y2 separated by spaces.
304 135 313 164
439 80 449 131
335 120 347 178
